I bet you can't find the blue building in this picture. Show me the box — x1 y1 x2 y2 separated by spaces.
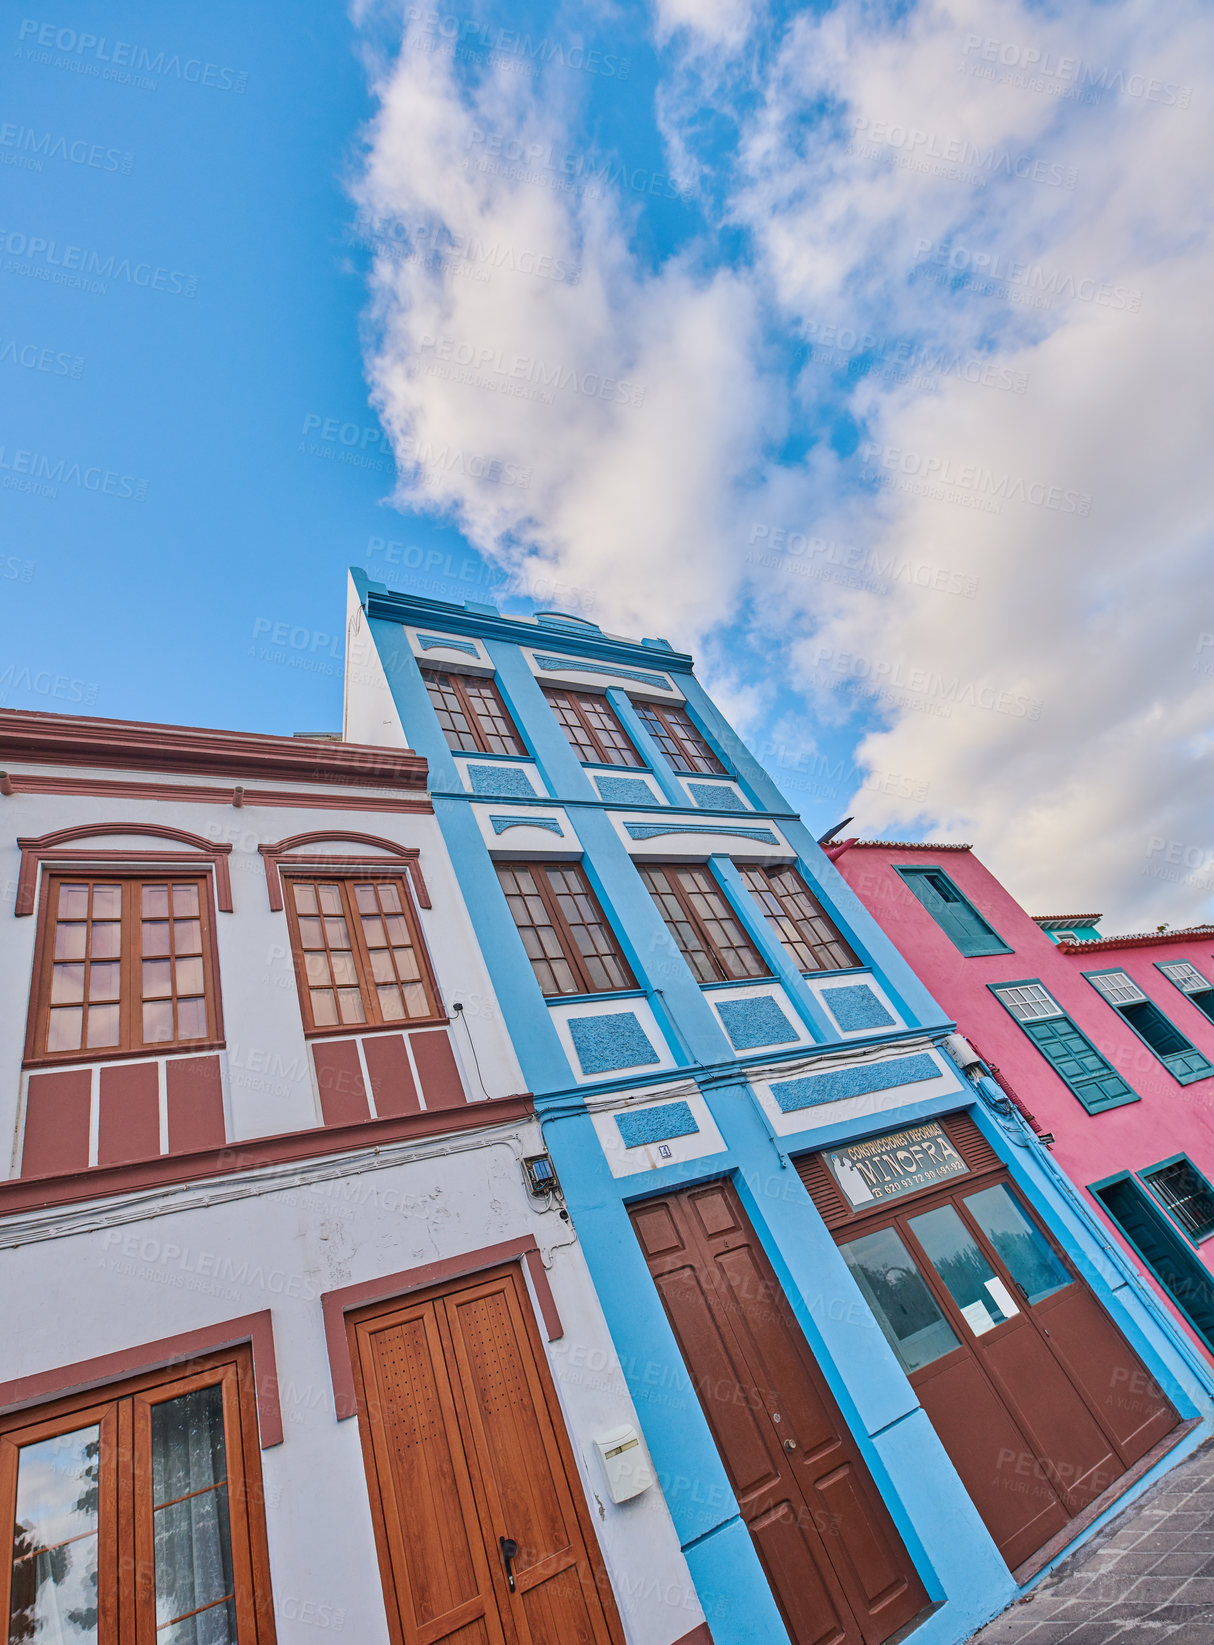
345 570 1214 1645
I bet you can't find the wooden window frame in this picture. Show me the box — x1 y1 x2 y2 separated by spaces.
419 667 527 756
495 861 636 998
740 864 860 973
541 687 643 768
0 1346 276 1645
280 868 446 1038
640 862 769 983
24 868 225 1069
628 700 726 775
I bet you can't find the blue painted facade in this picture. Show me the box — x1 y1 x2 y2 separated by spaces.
346 572 1214 1645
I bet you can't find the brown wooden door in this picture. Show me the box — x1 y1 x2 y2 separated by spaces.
631 1182 929 1645
350 1266 625 1645
834 1172 1179 1572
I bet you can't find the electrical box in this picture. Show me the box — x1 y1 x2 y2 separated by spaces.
593 1424 653 1503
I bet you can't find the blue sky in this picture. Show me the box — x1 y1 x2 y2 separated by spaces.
2 0 1212 926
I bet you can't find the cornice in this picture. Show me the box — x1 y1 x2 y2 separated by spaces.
362 585 696 674
0 708 427 792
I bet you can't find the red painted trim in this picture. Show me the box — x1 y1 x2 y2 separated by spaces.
0 706 427 791
1 772 432 814
0 1094 534 1215
321 1237 564 1420
1057 927 1214 953
673 1626 714 1645
259 832 430 912
16 824 233 914
0 1310 284 1447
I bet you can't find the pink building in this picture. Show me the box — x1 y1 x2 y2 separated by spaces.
829 839 1214 1361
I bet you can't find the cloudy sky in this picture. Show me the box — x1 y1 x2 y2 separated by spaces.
349 0 1214 930
2 1 1209 930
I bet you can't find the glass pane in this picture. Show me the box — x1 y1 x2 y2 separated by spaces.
85 1005 120 1049
401 983 429 1017
360 917 386 949
142 922 171 958
303 954 330 986
171 885 199 917
297 918 324 950
337 989 366 1024
910 1204 1020 1335
291 883 317 915
142 960 173 999
323 918 350 948
377 985 405 1019
151 1390 234 1636
310 990 337 1027
174 958 204 997
369 950 395 984
58 886 90 920
142 885 170 919
383 915 409 945
841 1227 960 1373
377 883 401 912
329 953 358 988
172 922 202 956
51 965 86 1005
317 885 343 915
47 1008 83 1052
157 1597 237 1645
87 964 120 1002
91 886 121 919
354 884 377 912
964 1185 1071 1303
89 924 120 961
176 998 208 1041
54 925 86 962
9 1425 101 1644
143 1001 175 1043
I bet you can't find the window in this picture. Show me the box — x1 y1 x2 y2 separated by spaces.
1143 1158 1214 1242
420 668 526 756
542 687 643 767
496 863 635 997
29 876 218 1063
1158 960 1214 1025
283 876 440 1032
1 1352 273 1644
640 864 768 984
739 865 859 972
629 701 726 775
897 868 1011 957
1085 969 1213 1084
992 981 1138 1114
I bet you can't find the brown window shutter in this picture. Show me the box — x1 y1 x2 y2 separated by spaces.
942 1111 1001 1173
796 1151 852 1229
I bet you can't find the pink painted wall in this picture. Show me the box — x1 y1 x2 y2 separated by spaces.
832 841 1214 1357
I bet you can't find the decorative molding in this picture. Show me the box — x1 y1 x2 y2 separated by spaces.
715 996 800 1051
466 763 539 799
0 708 427 791
258 831 430 913
770 1052 940 1112
820 984 896 1032
322 1239 563 1419
616 1101 698 1148
0 1311 283 1448
594 775 660 806
568 1012 661 1075
16 822 234 915
0 771 431 814
0 1093 534 1217
533 653 671 691
687 783 748 813
624 822 779 845
489 815 564 836
416 634 480 657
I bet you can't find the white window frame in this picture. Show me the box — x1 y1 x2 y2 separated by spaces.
993 982 1063 1022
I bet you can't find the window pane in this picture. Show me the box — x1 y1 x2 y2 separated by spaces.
58 885 91 920
143 960 173 999
54 924 87 962
172 921 202 957
142 885 170 919
51 964 86 1004
1145 1161 1214 1240
171 885 199 917
9 1424 101 1645
842 1229 960 1372
47 1008 83 1053
176 997 208 1040
89 923 120 960
87 963 120 1002
910 1205 1019 1335
85 1005 119 1049
310 990 337 1027
142 922 171 958
963 1185 1071 1302
174 958 204 997
337 989 366 1024
291 883 317 915
377 985 405 1019
377 882 402 912
143 1000 175 1043
151 1388 236 1641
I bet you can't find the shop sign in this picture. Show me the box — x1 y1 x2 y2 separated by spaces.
825 1121 969 1209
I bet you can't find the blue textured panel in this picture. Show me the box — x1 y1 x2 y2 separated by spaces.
417 633 480 656
568 1012 661 1074
616 1100 699 1148
624 822 778 844
716 995 800 1050
533 653 671 691
821 984 895 1031
687 783 749 813
595 775 659 805
467 764 538 798
771 1053 940 1113
489 815 563 836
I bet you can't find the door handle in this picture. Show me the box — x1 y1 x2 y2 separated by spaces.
783 1438 797 1453
499 1536 519 1593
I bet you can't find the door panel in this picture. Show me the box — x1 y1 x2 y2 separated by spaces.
632 1183 929 1645
352 1269 623 1645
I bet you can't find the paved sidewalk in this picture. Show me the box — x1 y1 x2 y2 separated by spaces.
969 1441 1214 1643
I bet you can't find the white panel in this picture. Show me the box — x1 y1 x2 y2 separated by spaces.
750 1048 962 1138
591 1086 726 1177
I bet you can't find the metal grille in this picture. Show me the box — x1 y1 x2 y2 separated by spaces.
1145 1160 1214 1240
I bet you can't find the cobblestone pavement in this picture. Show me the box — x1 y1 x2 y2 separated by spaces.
969 1441 1214 1643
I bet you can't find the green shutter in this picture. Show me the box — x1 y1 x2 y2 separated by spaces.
1119 1000 1213 1085
899 869 1010 957
1022 1015 1138 1113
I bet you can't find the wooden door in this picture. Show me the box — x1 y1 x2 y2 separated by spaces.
349 1265 625 1645
631 1182 929 1645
